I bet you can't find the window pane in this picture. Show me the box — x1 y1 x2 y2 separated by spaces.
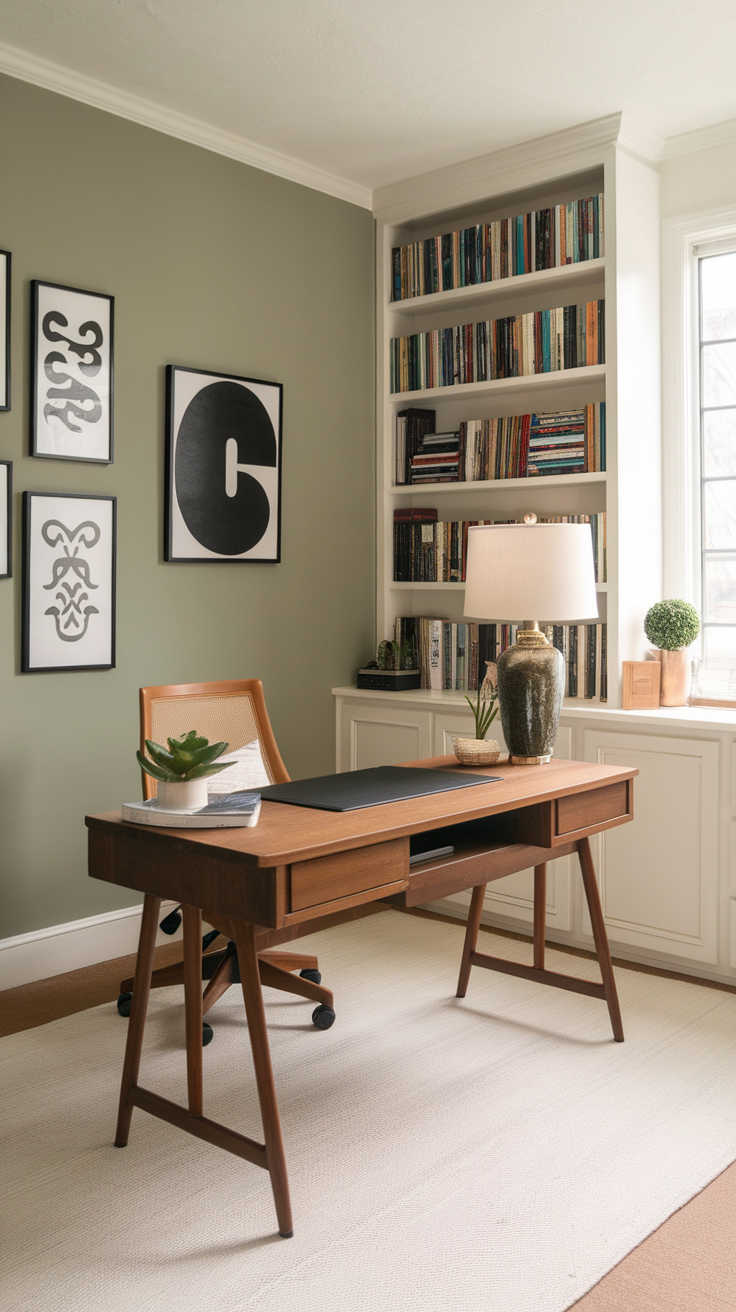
703 408 736 477
704 555 736 622
701 251 736 341
701 624 736 671
703 479 736 548
702 342 736 407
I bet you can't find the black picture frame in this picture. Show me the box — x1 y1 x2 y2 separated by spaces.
30 281 114 463
21 491 116 673
165 365 282 563
0 462 11 577
0 250 10 412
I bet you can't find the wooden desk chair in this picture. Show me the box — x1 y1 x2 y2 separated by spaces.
116 678 335 1044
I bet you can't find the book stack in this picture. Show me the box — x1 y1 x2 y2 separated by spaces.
395 615 607 700
390 300 605 393
394 511 606 583
391 194 604 301
528 405 605 476
393 513 492 583
395 407 436 484
409 430 461 483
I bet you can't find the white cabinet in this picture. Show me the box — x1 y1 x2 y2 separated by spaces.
334 686 736 985
583 729 719 963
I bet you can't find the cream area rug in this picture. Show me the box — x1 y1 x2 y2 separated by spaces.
2 909 736 1312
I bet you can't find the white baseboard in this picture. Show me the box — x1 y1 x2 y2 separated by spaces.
0 901 182 991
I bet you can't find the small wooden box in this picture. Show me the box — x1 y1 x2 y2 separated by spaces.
622 660 661 709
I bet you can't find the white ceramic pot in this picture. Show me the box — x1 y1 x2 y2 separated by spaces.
156 777 209 812
452 737 501 766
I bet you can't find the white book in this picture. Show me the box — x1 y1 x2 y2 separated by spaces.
121 792 262 829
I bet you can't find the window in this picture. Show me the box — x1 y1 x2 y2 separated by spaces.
696 244 736 696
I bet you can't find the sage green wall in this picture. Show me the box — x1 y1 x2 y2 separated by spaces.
0 74 375 938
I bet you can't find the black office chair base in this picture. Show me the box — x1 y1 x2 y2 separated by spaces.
117 991 133 1017
299 968 322 985
202 1021 214 1046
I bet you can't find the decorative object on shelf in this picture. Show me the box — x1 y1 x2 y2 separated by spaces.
165 365 282 563
357 667 421 692
21 492 116 673
136 729 231 812
0 462 11 578
622 660 661 710
464 515 598 764
30 281 114 462
0 249 10 411
454 666 500 764
643 600 701 707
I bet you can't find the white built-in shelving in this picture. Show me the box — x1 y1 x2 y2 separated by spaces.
374 118 662 707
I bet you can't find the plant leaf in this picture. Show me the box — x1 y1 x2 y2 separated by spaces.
136 750 177 783
145 740 176 769
188 741 229 768
186 761 232 781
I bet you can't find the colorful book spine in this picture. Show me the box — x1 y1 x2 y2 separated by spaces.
391 195 604 301
389 301 605 393
394 511 606 584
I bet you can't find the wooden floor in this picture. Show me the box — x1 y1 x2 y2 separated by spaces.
2 911 735 1311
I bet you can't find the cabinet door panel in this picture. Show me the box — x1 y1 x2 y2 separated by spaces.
583 730 719 962
340 701 432 772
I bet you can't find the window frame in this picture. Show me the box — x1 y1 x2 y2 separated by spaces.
663 205 736 700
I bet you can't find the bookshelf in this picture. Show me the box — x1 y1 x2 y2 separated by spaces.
374 122 661 708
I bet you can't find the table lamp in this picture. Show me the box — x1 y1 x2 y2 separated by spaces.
464 516 598 764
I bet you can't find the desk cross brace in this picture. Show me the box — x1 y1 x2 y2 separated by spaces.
456 836 624 1042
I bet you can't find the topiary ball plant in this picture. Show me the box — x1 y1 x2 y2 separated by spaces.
644 600 700 651
136 729 231 784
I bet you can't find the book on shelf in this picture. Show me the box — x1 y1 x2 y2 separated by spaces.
398 403 606 485
395 407 436 485
390 299 605 393
393 511 606 583
395 616 607 701
391 194 604 301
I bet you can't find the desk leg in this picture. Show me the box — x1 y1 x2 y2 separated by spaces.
533 864 547 971
114 893 161 1147
183 905 204 1117
456 883 487 998
230 918 294 1239
577 837 624 1042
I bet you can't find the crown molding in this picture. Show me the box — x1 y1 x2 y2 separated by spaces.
663 116 736 160
372 113 665 225
0 40 372 210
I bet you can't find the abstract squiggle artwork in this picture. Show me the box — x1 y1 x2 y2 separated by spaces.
31 282 114 463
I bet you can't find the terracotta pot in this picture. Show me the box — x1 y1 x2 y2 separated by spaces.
657 648 691 706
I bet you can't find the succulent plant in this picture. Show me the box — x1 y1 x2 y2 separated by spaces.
644 600 701 651
136 730 231 784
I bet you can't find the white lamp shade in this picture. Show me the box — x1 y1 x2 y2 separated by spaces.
463 523 599 622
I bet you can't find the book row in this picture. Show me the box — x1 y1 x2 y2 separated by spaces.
397 402 606 484
391 194 603 301
389 301 605 393
395 616 608 701
393 510 607 584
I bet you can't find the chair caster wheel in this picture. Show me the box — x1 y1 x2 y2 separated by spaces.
300 969 322 985
117 992 132 1017
202 1022 214 1046
312 1004 335 1030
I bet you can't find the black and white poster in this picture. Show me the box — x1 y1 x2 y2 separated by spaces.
31 282 114 462
0 462 11 577
0 250 9 411
165 366 282 562
22 493 116 672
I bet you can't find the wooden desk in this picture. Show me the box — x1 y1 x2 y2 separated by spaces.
86 754 636 1238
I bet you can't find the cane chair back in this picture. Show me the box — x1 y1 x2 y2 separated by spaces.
139 679 289 800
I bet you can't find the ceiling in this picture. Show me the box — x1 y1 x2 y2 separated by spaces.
1 0 735 203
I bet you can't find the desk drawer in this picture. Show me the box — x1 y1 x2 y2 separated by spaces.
290 839 407 912
556 781 630 837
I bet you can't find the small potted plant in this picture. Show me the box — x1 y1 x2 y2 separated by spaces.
644 600 701 706
453 664 501 765
137 730 232 811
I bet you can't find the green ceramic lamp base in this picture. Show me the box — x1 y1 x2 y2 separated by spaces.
497 624 564 765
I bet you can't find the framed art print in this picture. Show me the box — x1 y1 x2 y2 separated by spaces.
0 462 12 578
31 281 114 462
22 492 116 672
0 250 10 411
165 366 282 562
